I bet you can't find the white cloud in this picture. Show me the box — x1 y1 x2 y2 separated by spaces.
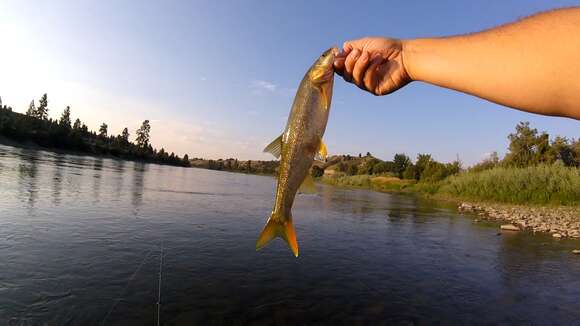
250 80 277 93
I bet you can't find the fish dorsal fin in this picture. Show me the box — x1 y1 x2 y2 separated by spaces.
298 174 316 194
263 134 283 159
315 138 327 161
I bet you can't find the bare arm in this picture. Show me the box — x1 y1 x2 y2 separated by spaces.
334 7 580 120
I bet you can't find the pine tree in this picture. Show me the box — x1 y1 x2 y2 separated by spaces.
36 93 49 120
59 106 71 128
73 118 82 130
98 123 108 138
26 100 36 116
121 128 129 142
136 120 151 148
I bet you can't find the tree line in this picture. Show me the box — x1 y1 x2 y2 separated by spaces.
0 94 191 167
325 121 579 182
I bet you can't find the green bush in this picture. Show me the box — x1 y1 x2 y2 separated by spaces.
438 162 580 206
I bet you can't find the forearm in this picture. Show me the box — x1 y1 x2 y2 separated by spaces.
402 7 580 119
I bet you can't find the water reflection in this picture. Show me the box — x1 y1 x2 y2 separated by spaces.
52 153 66 205
92 158 103 203
18 148 39 209
112 159 126 199
131 162 147 214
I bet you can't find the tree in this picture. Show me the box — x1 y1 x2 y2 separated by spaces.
98 123 108 138
26 100 36 116
504 121 553 167
550 136 575 166
59 106 71 128
415 154 433 180
121 128 130 142
136 120 151 148
470 152 500 173
402 164 417 179
36 93 49 120
372 161 390 174
393 153 411 178
73 118 82 130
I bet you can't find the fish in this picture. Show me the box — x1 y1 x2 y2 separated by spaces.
257 47 338 257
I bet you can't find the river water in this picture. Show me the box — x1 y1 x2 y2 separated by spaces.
1 143 579 325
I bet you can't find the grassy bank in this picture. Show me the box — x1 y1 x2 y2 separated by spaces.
321 163 580 207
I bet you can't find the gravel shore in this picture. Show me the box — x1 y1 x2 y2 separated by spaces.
458 202 580 239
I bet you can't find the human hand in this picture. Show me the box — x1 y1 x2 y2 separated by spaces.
334 37 411 96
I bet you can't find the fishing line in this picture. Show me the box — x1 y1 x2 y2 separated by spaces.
156 241 164 326
100 246 155 326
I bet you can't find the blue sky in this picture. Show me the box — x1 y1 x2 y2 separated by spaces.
1 1 578 165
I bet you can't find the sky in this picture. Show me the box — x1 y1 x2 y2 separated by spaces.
0 1 578 165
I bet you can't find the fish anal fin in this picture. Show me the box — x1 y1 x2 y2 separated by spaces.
299 174 316 194
263 134 283 159
256 215 299 257
316 138 327 161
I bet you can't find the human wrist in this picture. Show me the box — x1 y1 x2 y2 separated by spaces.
401 38 423 82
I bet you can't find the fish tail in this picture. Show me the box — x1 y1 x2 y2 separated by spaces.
256 213 298 257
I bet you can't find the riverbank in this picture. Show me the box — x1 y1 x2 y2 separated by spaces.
458 202 580 239
0 137 190 168
319 173 580 239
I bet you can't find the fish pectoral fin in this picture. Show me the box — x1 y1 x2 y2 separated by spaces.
263 134 283 159
315 138 328 161
298 174 317 194
256 215 298 257
320 85 330 110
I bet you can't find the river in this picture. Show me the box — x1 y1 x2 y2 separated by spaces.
1 144 579 325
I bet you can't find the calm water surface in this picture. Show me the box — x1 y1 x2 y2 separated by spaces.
1 144 580 325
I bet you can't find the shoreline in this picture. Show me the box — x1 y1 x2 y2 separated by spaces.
318 176 580 240
0 137 190 168
458 202 580 239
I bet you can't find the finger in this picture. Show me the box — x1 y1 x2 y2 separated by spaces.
342 41 353 54
352 51 370 88
363 57 385 95
343 48 360 83
333 55 346 75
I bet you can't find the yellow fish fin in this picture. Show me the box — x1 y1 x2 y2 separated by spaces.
315 138 327 161
298 174 316 194
263 134 283 159
256 215 298 257
321 85 330 110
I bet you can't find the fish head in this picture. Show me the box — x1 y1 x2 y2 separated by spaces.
308 47 338 84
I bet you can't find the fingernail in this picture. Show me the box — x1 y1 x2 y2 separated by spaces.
351 49 360 57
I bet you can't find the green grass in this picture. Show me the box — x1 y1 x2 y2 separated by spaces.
322 163 580 206
437 163 580 206
321 174 415 191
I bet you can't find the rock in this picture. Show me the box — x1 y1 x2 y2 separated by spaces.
552 233 562 238
501 224 519 231
572 250 580 255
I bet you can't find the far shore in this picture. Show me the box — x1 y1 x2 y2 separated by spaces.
0 137 190 168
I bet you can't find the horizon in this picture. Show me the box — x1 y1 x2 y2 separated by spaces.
1 1 578 165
